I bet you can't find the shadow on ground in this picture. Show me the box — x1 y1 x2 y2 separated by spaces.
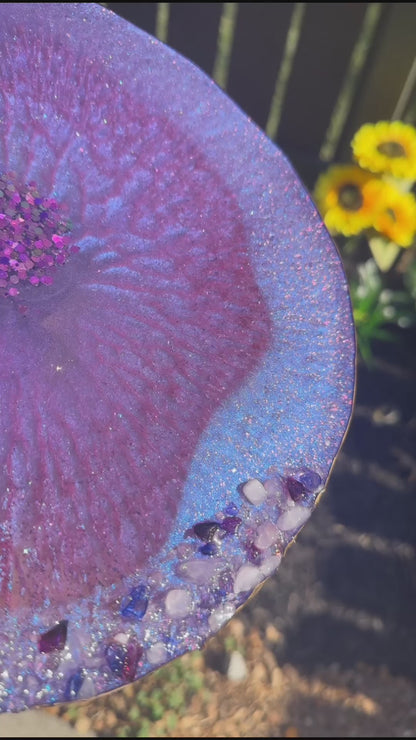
241 328 416 683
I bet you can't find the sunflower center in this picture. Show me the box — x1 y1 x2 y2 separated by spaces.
0 173 79 298
386 207 397 222
338 183 363 211
377 140 406 158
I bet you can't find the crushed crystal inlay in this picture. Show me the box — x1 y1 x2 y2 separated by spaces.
0 468 324 710
0 173 79 298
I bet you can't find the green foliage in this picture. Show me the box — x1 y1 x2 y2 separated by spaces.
116 726 131 738
224 635 238 653
149 697 164 721
165 712 178 731
167 686 185 711
65 706 80 722
128 706 141 722
136 719 151 738
350 257 416 363
185 671 204 692
110 652 209 737
403 255 416 301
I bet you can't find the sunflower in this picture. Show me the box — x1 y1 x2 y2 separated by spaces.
314 165 380 236
352 121 416 180
367 180 416 247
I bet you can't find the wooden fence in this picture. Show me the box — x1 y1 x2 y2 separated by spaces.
107 2 416 187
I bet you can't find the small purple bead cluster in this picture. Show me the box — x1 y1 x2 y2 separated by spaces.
0 173 79 297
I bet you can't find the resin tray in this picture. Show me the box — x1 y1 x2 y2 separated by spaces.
0 3 355 712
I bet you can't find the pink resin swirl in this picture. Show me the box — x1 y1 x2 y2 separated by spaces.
0 30 271 610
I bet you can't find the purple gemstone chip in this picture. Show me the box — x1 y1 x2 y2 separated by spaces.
120 585 149 620
193 521 221 542
64 668 85 702
245 543 262 565
0 2 355 714
38 620 68 654
105 641 143 682
199 542 218 556
224 502 239 516
220 516 242 535
285 477 306 502
299 470 322 492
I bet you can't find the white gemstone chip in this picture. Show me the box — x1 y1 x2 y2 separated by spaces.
147 642 169 665
259 554 282 576
277 505 311 532
113 632 129 646
242 478 268 505
263 477 282 497
233 564 263 594
254 521 279 549
176 558 224 584
165 588 193 617
208 603 235 631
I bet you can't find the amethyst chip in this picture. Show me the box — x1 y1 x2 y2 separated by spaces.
105 641 143 682
285 477 307 502
38 620 68 654
220 516 242 535
245 543 262 565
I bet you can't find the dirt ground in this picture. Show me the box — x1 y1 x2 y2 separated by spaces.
45 331 416 738
49 614 416 738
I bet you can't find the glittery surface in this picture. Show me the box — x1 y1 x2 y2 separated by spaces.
0 3 355 712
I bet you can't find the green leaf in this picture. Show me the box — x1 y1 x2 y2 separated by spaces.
369 236 401 272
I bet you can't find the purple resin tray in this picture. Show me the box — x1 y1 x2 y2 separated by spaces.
0 3 355 713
